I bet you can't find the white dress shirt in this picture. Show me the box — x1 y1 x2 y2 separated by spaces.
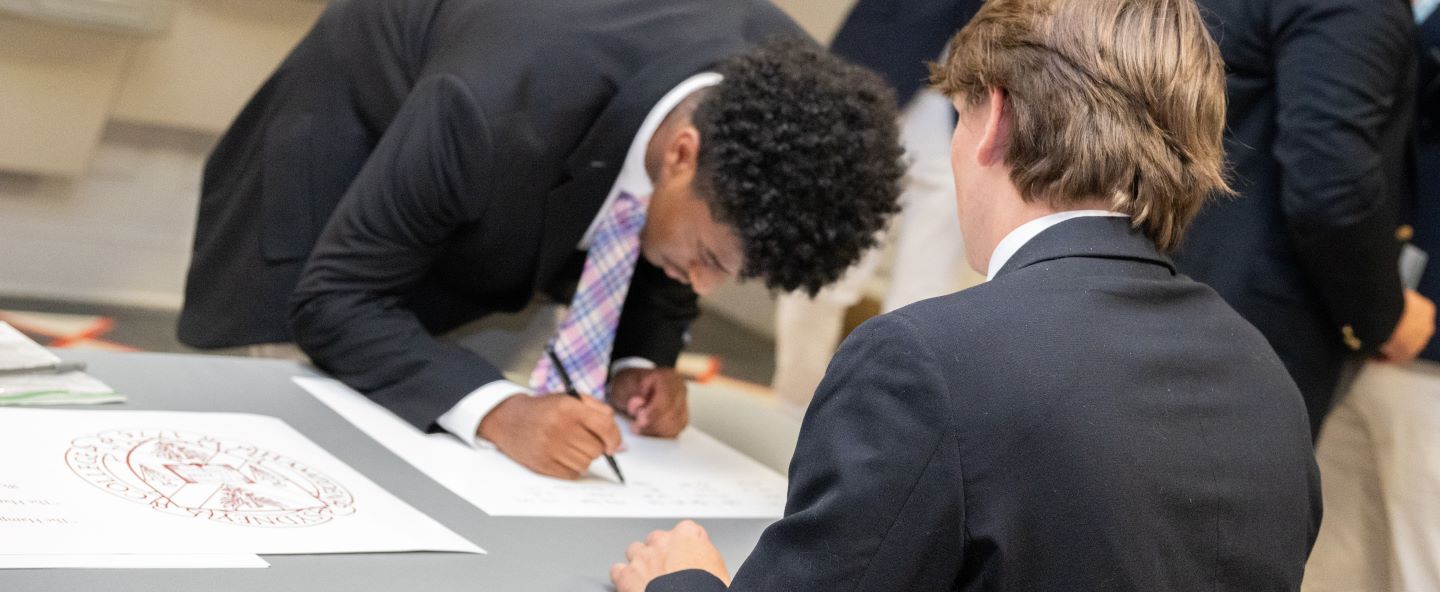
986 210 1131 281
436 72 723 448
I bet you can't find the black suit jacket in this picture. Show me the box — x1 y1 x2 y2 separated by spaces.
1174 0 1417 432
828 0 981 106
177 0 804 429
1416 9 1440 363
652 217 1320 592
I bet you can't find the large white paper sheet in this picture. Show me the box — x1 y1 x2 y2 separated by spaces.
0 408 484 559
0 554 269 569
295 377 787 518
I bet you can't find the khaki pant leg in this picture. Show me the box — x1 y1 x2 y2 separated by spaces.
1305 373 1390 592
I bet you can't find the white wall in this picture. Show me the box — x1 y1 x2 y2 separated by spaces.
771 0 855 43
0 124 212 309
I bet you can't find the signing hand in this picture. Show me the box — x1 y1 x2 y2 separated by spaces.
610 520 730 592
478 393 621 479
1379 289 1437 364
608 368 689 437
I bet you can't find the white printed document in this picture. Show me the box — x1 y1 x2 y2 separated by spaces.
0 408 484 563
295 377 787 518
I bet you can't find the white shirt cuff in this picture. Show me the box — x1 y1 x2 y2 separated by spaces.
436 379 533 449
611 357 656 374
437 360 653 449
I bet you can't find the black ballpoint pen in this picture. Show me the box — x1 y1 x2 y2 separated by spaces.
545 345 626 484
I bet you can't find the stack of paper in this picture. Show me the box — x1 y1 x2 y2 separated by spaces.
0 322 123 406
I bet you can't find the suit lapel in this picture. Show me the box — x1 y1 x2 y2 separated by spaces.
993 216 1176 279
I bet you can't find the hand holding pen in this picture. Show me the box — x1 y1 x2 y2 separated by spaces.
546 345 626 484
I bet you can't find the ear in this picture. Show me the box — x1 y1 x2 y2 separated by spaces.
662 125 701 179
975 87 1010 167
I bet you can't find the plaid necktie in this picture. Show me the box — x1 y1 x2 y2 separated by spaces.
531 191 650 398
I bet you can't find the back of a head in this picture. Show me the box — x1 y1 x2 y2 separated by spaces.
933 0 1230 251
693 37 906 296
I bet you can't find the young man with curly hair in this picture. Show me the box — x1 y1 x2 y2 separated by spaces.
612 0 1320 589
178 0 903 478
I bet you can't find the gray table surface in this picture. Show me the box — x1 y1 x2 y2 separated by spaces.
2 350 777 591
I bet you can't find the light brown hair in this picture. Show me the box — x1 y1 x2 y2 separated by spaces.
932 0 1231 251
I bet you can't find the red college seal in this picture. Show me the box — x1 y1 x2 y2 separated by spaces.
65 429 356 528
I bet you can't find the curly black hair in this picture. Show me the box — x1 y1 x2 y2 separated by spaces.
693 37 906 296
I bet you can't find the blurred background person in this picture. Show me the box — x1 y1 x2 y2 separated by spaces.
1177 0 1434 438
1303 1 1440 590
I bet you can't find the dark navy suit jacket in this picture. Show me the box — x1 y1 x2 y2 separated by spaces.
1174 0 1418 434
828 0 980 106
177 0 803 430
651 217 1320 592
1415 9 1440 363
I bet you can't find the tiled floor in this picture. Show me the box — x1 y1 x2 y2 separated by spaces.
0 296 777 385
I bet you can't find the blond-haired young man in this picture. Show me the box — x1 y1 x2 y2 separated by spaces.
610 0 1320 590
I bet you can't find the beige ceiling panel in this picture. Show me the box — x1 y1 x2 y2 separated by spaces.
110 0 324 133
0 16 135 176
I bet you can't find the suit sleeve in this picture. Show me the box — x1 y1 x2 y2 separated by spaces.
647 569 728 592
1271 0 1413 352
650 313 966 592
289 74 504 431
610 259 699 368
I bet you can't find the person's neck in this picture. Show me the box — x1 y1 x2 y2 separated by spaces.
977 189 1112 271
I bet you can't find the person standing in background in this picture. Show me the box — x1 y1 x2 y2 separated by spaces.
1176 0 1434 437
771 0 982 410
1303 2 1440 590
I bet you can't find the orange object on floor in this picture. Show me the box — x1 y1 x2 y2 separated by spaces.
0 310 135 351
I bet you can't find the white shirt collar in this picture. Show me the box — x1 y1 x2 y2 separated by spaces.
1418 0 1439 24
578 72 723 248
986 210 1130 280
